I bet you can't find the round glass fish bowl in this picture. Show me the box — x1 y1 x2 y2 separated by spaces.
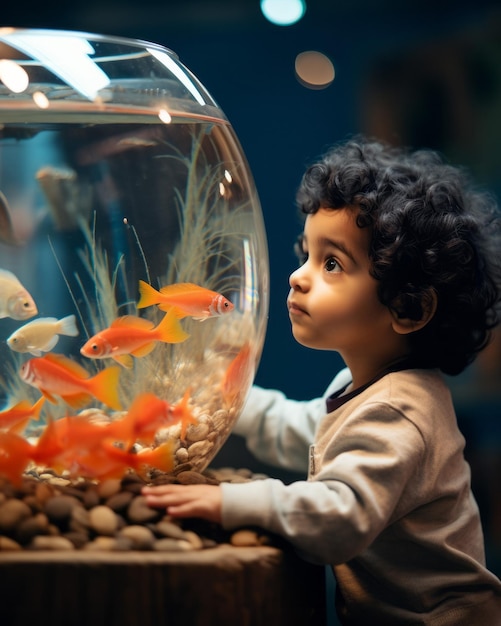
0 28 269 482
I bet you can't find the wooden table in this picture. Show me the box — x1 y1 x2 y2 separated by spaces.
0 543 326 626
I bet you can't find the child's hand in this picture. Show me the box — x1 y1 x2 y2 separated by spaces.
142 484 223 524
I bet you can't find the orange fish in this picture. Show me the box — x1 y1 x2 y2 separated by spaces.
0 396 45 433
29 416 68 472
100 439 175 478
169 388 198 439
137 280 234 321
80 310 189 369
19 353 122 410
112 392 176 447
30 413 117 476
0 431 34 485
29 414 123 479
221 342 255 408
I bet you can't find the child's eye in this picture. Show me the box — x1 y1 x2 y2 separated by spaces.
325 257 341 273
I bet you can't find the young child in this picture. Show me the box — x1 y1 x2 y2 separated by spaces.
143 137 501 624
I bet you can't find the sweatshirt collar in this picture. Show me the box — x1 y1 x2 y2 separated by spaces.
325 358 428 413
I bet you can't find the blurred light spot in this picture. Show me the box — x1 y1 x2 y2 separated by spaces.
158 108 172 123
224 169 233 183
33 91 49 108
261 0 306 26
0 59 29 93
295 51 335 90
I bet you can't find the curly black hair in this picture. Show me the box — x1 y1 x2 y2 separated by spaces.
295 137 501 375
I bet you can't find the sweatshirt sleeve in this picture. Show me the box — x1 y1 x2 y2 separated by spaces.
232 368 352 473
221 401 425 565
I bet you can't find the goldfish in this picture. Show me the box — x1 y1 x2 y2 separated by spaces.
101 390 197 447
99 440 175 478
31 412 174 479
80 310 189 369
0 268 37 320
0 431 34 485
169 388 198 439
19 353 122 410
137 280 234 321
28 414 121 478
111 393 175 447
0 396 45 433
7 314 79 356
221 342 255 408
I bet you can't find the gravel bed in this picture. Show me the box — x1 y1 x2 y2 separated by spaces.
0 467 272 552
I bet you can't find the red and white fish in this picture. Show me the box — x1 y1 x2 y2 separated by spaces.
19 353 122 410
7 314 79 356
0 268 37 320
137 280 234 321
0 396 45 433
80 310 189 369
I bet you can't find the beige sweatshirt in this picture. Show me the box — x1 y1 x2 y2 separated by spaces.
222 368 501 624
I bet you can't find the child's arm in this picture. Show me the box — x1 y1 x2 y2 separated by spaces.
234 367 351 472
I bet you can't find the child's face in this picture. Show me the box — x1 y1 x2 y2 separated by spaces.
288 207 399 374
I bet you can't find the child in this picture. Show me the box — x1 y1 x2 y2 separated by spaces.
143 137 501 624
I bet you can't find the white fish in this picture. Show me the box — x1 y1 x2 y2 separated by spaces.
0 269 37 320
7 315 79 356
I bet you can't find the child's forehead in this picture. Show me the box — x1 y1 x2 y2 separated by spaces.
302 207 371 255
303 207 361 235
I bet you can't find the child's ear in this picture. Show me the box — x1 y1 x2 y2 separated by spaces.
390 288 437 335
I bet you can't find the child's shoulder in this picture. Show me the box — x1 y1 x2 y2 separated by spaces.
367 368 458 439
371 367 450 409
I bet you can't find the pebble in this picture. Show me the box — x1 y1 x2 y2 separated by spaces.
154 520 187 540
0 498 32 532
35 482 55 505
128 496 162 524
82 486 101 509
186 423 210 442
44 495 81 524
153 538 194 552
183 530 204 550
70 504 91 530
30 535 75 551
97 479 122 499
89 505 119 536
175 448 189 463
0 535 22 551
0 469 274 552
84 536 127 552
16 513 50 544
119 525 155 550
176 470 209 485
105 490 134 512
64 530 89 549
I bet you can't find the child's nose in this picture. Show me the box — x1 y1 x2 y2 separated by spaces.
289 265 309 292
